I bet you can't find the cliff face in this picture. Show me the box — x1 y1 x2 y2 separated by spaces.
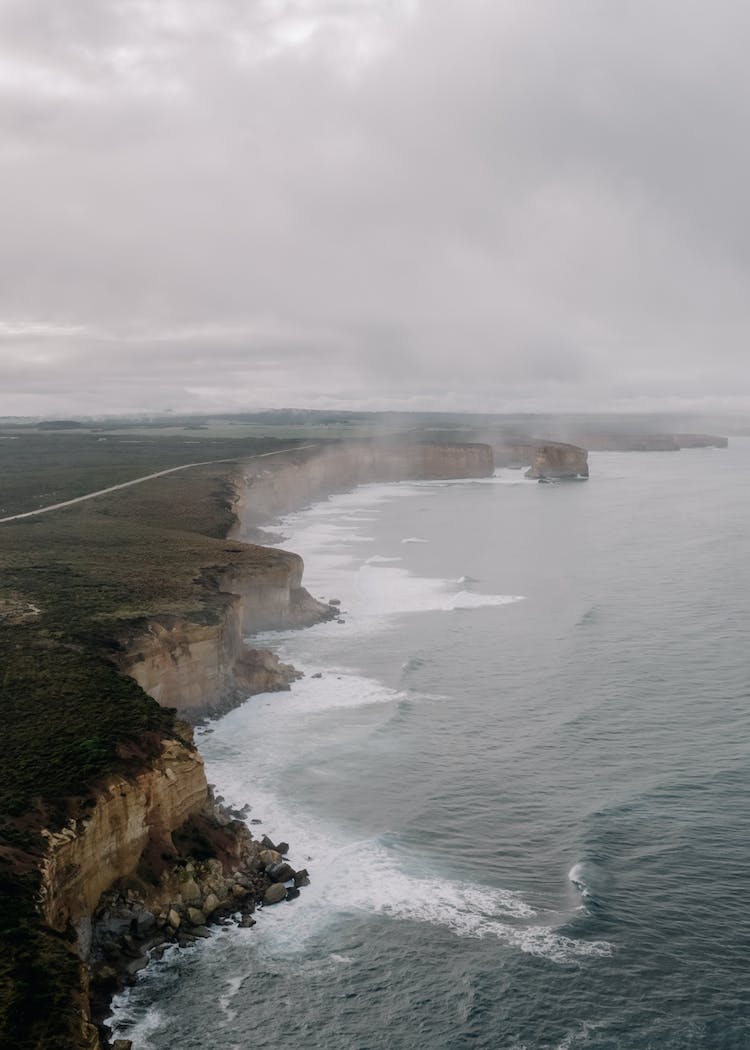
122 443 492 718
40 734 207 949
121 551 330 720
233 442 493 531
524 442 589 479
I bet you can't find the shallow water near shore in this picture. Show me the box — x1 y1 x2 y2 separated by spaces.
109 443 750 1049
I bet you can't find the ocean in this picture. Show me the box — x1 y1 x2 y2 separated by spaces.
109 442 750 1049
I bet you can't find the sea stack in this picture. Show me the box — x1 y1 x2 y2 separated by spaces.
525 442 589 480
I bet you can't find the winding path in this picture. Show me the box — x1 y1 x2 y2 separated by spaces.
0 443 319 524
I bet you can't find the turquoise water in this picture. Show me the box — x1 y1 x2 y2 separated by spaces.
109 443 750 1049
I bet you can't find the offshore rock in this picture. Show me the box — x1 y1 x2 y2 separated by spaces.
525 442 589 480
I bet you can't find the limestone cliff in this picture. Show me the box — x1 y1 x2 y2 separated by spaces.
524 442 589 479
120 551 330 720
121 441 493 718
232 441 493 531
39 734 207 947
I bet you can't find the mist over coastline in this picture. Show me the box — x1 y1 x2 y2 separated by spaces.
2 0 748 1046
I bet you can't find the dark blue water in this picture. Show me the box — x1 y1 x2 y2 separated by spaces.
110 444 750 1049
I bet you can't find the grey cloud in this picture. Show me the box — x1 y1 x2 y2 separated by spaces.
1 0 749 414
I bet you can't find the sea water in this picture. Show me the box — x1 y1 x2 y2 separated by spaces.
109 443 750 1049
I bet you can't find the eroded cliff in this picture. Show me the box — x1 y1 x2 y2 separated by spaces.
120 551 331 720
524 442 589 479
232 441 493 532
40 733 207 946
121 441 493 719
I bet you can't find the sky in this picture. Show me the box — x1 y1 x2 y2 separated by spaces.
1 0 749 418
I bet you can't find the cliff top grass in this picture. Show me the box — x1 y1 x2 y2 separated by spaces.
0 426 322 518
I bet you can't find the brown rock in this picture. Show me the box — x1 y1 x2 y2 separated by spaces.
259 849 282 867
182 878 202 905
203 892 221 915
524 442 589 479
263 883 287 905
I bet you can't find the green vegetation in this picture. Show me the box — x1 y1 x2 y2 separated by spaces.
0 874 81 1050
0 427 310 518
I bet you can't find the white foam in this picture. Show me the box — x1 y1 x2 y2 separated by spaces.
568 861 608 904
200 693 611 967
351 562 524 618
249 669 407 715
219 973 244 1023
107 997 168 1048
264 482 525 632
407 471 538 487
207 480 604 969
554 1021 605 1049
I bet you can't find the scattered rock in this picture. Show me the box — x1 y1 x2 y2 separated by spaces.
266 862 295 883
311 672 323 679
112 1041 134 1050
328 598 341 606
135 911 156 936
89 804 309 1033
293 869 310 888
181 879 202 906
203 892 221 916
259 849 282 867
263 883 287 906
250 818 263 825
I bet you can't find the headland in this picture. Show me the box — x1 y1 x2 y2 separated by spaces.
0 434 493 1049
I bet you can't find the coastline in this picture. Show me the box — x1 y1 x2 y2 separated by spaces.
90 442 497 1045
1 438 485 1045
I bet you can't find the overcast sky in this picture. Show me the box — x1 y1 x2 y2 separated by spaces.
1 0 749 417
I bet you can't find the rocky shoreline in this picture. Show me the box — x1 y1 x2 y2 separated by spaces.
91 795 309 1046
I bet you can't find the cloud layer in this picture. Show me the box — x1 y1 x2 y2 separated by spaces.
2 0 749 415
